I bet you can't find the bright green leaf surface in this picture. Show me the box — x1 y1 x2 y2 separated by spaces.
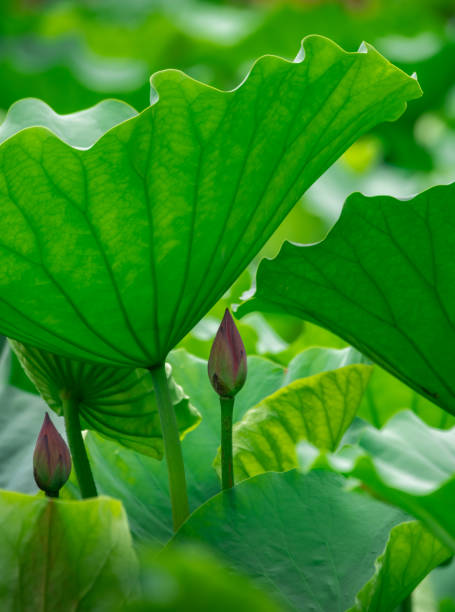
244 183 455 414
350 521 450 611
299 411 455 552
214 363 372 482
0 36 420 366
9 340 200 458
170 469 408 611
0 491 138 611
0 97 137 148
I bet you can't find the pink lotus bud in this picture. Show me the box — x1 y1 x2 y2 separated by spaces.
33 412 71 497
208 309 247 397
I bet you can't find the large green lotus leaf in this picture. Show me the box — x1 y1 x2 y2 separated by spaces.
0 97 137 148
242 183 455 414
350 521 450 612
9 340 200 458
299 411 455 552
214 363 372 482
359 365 455 430
169 469 411 611
0 35 420 367
0 491 138 611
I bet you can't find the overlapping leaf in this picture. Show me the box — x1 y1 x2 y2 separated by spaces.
214 363 371 482
350 521 450 611
9 341 200 458
244 183 455 414
0 36 420 367
171 468 450 611
0 491 138 611
299 411 455 552
170 469 409 611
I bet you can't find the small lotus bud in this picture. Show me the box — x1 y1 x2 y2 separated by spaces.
208 309 247 397
33 412 71 497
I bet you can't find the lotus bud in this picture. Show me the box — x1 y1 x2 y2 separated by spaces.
33 412 72 497
208 309 247 397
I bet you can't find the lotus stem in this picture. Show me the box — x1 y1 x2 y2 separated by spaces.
61 393 98 499
149 363 190 531
220 396 235 489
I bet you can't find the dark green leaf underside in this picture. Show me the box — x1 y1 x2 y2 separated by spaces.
245 182 455 414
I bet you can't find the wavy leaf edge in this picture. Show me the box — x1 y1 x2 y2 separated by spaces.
0 35 422 153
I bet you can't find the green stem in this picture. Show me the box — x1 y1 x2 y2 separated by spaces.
220 396 234 490
61 394 98 499
46 490 59 499
149 363 189 531
400 593 412 612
